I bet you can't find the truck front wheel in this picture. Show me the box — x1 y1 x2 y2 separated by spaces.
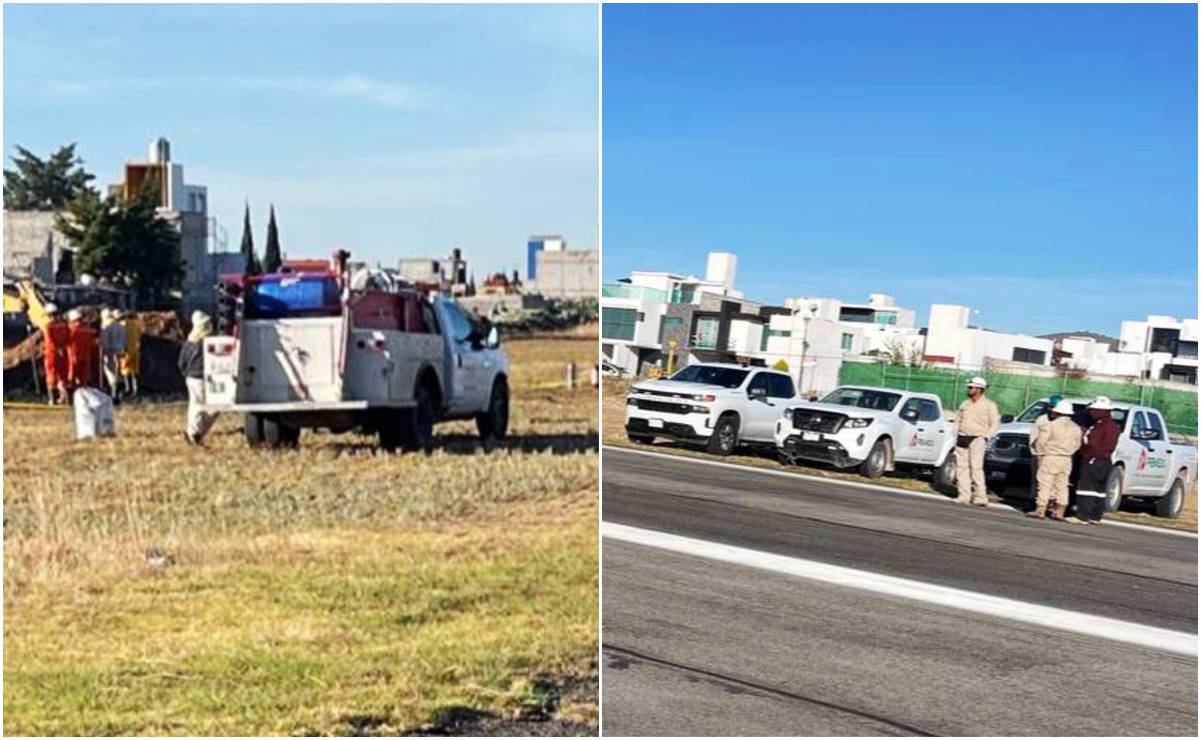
860 438 889 479
934 453 956 492
707 414 739 456
476 378 509 442
261 415 298 449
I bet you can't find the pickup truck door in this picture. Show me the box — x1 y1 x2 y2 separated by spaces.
438 300 488 415
742 372 781 442
895 397 932 464
1130 411 1173 494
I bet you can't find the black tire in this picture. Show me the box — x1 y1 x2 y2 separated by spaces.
401 383 435 453
280 423 301 448
628 433 654 445
860 438 889 479
476 377 510 442
1156 476 1187 519
934 453 956 492
1104 465 1124 513
261 415 286 449
377 412 406 451
706 414 739 456
244 413 264 448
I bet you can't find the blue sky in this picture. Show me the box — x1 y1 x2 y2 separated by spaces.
603 3 1197 336
4 3 598 278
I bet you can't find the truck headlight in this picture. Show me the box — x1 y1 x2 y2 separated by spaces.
846 418 873 428
690 393 716 402
627 398 638 406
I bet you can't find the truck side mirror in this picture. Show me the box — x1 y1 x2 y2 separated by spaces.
749 387 766 399
901 409 919 423
1001 414 1014 424
486 326 500 349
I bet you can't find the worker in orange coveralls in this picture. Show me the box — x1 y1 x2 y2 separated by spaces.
66 308 100 392
42 302 70 405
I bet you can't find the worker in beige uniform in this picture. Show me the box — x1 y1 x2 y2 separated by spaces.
953 376 1000 506
1027 399 1082 521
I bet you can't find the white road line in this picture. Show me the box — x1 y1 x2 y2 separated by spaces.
604 445 1199 540
603 522 1198 658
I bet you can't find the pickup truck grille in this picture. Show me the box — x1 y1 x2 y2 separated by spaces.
636 399 694 415
792 410 846 434
638 389 696 400
990 433 1031 461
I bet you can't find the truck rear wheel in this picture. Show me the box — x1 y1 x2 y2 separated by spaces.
244 413 264 448
934 453 956 492
261 415 298 449
476 377 509 442
400 384 435 453
1104 466 1124 513
1156 477 1186 519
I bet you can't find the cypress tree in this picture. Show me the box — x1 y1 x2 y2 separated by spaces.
240 202 260 275
263 204 282 274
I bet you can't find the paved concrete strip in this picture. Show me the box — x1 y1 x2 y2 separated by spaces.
603 521 1199 657
604 444 1198 539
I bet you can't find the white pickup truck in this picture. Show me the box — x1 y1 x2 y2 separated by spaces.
625 362 799 455
984 398 1196 518
202 266 509 451
774 385 957 484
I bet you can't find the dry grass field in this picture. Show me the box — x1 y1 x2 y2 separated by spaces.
603 378 1197 531
3 327 599 736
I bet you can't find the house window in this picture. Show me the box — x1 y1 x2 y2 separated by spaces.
1012 347 1046 364
694 317 719 349
759 328 791 351
602 307 637 341
659 315 684 345
873 312 897 325
1150 328 1180 354
841 333 853 351
1175 341 1197 360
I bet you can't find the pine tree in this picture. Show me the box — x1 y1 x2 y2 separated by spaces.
263 204 282 273
240 202 261 275
4 143 95 210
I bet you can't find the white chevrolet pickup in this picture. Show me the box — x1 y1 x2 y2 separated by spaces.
775 385 957 484
984 398 1197 518
625 362 800 455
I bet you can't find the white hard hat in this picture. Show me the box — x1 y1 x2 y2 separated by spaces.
1051 399 1075 415
66 308 82 321
1089 396 1113 410
191 310 210 326
43 302 59 315
967 376 988 389
100 307 113 319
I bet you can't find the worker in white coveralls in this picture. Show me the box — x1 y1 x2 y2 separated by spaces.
179 311 218 444
953 376 1001 507
1027 398 1082 521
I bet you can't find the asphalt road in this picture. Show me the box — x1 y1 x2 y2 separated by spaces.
602 446 1198 736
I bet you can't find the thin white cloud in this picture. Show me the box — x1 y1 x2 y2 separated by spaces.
23 74 431 109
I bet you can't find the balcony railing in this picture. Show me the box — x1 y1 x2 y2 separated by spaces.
602 283 667 303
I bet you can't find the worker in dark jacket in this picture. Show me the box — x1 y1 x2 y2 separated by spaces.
179 311 217 444
1075 396 1120 524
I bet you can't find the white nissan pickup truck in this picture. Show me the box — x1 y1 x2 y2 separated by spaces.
774 385 958 484
984 397 1197 518
625 362 800 455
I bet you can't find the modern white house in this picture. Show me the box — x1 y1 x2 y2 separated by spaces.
922 304 1054 368
1118 316 1198 383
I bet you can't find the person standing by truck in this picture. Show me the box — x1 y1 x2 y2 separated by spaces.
99 308 126 401
42 303 70 405
953 376 1000 506
179 311 218 445
66 308 99 392
1075 396 1120 524
1027 399 1082 521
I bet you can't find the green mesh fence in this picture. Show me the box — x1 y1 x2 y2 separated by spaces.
838 361 1198 436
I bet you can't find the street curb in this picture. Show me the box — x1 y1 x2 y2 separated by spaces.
603 444 1198 539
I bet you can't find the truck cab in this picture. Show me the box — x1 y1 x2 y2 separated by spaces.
985 398 1196 518
624 363 799 455
203 263 509 451
775 385 957 483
